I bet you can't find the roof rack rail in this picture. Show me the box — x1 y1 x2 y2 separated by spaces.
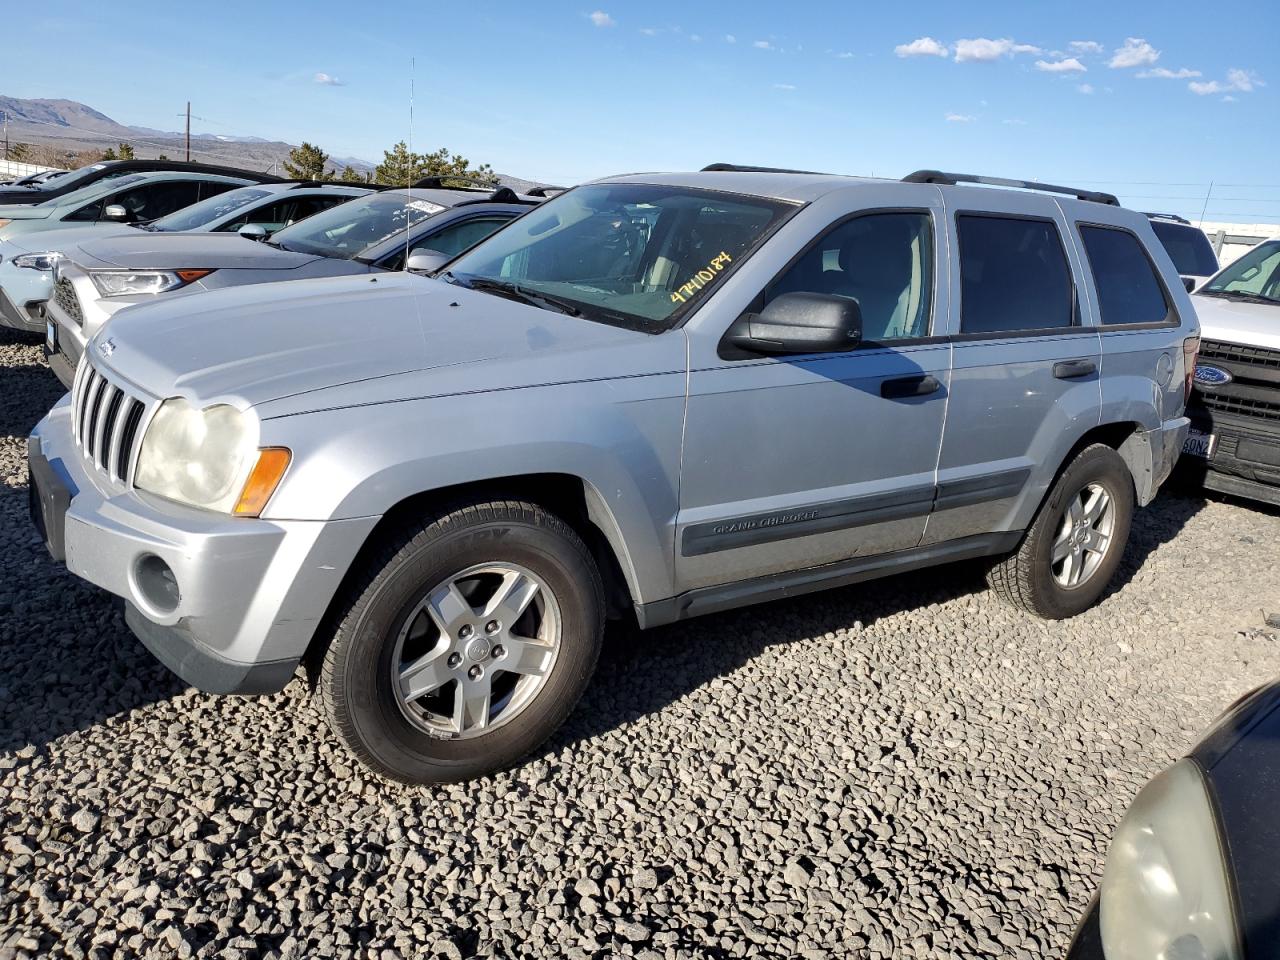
701 162 829 175
902 170 1120 206
411 175 497 191
287 179 382 190
526 186 567 197
452 185 539 208
1144 211 1191 224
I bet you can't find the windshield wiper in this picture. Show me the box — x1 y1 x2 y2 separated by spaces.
1201 289 1280 305
462 277 582 316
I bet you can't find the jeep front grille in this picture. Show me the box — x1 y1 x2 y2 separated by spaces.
54 277 84 326
72 355 149 483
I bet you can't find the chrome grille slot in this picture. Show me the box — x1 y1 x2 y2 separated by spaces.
71 355 150 484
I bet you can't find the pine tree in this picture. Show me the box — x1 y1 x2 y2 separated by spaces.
283 142 332 180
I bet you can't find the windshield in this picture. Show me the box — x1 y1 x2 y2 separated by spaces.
1150 221 1219 277
149 186 272 232
443 183 797 331
1201 240 1280 302
36 174 148 209
268 190 447 259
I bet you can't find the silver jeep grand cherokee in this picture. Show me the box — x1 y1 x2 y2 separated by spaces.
29 166 1199 784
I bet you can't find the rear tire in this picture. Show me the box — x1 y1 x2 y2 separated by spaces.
989 444 1135 620
317 499 604 784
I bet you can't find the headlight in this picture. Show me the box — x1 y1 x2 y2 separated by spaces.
12 252 61 271
133 398 290 515
1100 758 1241 960
88 268 213 297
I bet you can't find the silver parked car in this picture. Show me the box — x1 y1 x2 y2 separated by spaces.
0 181 372 336
41 184 537 387
29 166 1198 783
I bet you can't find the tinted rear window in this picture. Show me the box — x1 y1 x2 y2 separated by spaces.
1150 220 1218 277
958 215 1074 334
1078 226 1171 325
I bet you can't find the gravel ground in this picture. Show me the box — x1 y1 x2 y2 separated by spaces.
3 327 1280 960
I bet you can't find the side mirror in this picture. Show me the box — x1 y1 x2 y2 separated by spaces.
103 204 129 222
726 292 862 355
1182 276 1197 293
406 249 450 274
238 223 269 241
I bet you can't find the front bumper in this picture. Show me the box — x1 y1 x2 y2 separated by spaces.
0 284 44 334
1182 405 1280 507
29 397 379 694
43 291 87 389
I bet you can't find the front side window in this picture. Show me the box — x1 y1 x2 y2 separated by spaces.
104 180 204 223
1078 225 1171 325
443 183 797 331
1149 220 1218 278
1200 240 1280 302
269 191 447 259
958 215 1074 334
152 187 271 232
380 216 513 271
55 174 150 221
764 212 934 341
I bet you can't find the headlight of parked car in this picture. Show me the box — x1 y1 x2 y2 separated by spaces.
12 252 61 271
88 269 213 297
133 398 290 516
1099 758 1241 960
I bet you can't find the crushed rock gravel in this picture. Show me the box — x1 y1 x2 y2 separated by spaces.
2 328 1280 959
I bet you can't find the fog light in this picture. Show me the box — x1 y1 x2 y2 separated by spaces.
134 554 180 614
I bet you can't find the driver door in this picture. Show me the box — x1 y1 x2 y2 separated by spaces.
676 198 951 593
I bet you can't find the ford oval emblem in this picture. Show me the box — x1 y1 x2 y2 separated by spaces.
1193 363 1232 388
98 337 117 358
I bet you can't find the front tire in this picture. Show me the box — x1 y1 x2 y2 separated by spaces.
317 499 604 784
989 444 1135 620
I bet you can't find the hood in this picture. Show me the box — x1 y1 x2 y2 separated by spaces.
1191 293 1280 351
0 204 53 222
0 224 136 255
94 272 653 407
70 232 324 271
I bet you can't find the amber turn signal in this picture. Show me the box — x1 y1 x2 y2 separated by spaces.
233 447 292 517
175 269 215 284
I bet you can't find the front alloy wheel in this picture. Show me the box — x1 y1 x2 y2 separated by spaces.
1051 482 1115 589
317 499 604 784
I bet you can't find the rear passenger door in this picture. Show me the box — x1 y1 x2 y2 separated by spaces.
925 195 1101 545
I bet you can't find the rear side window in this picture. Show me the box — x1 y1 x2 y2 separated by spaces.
1078 226 1172 326
1149 220 1218 277
958 215 1074 334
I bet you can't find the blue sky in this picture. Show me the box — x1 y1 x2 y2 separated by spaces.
5 0 1278 222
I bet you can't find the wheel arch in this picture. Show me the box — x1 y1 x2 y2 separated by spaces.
303 472 641 675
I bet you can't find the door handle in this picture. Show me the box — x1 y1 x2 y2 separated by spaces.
881 374 941 399
1053 359 1097 380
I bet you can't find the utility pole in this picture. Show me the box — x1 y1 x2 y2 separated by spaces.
185 102 191 161
2 111 8 161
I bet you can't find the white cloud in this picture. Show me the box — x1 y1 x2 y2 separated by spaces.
1189 68 1264 95
725 34 735 43
1077 83 1095 94
1035 57 1086 74
953 38 1041 63
1002 118 1029 125
1222 95 1237 102
1109 38 1160 69
836 51 855 59
894 36 948 58
945 113 975 122
1138 67 1201 79
753 39 772 49
774 83 797 90
1068 40 1103 55
313 72 345 86
588 10 614 27
639 27 658 35
690 34 701 42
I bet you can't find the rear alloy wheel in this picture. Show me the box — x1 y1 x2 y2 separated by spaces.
989 444 1135 619
318 499 604 784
